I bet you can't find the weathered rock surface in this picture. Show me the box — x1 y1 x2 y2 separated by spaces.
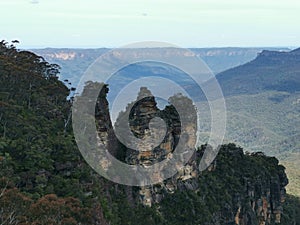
114 87 199 206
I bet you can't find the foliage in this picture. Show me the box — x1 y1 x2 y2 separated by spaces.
0 41 107 224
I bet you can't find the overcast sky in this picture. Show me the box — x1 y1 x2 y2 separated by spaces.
0 0 299 48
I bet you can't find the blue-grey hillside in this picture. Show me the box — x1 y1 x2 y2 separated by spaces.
212 48 300 96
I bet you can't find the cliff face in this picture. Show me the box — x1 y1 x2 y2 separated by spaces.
114 87 199 206
93 85 289 225
198 147 289 225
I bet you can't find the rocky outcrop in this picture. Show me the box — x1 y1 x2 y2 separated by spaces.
92 84 289 224
232 175 287 225
114 87 199 206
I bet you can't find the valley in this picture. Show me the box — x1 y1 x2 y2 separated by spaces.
33 46 300 197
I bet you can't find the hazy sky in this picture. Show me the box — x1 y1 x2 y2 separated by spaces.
0 0 299 48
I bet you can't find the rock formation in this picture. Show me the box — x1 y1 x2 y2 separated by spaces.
114 87 199 206
91 83 289 224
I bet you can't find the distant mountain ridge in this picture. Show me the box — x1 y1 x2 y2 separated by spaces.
213 47 300 96
31 47 289 87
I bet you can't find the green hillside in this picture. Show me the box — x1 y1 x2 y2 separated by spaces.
223 92 300 197
202 48 300 197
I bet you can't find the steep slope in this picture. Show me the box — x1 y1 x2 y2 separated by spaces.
0 41 109 224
